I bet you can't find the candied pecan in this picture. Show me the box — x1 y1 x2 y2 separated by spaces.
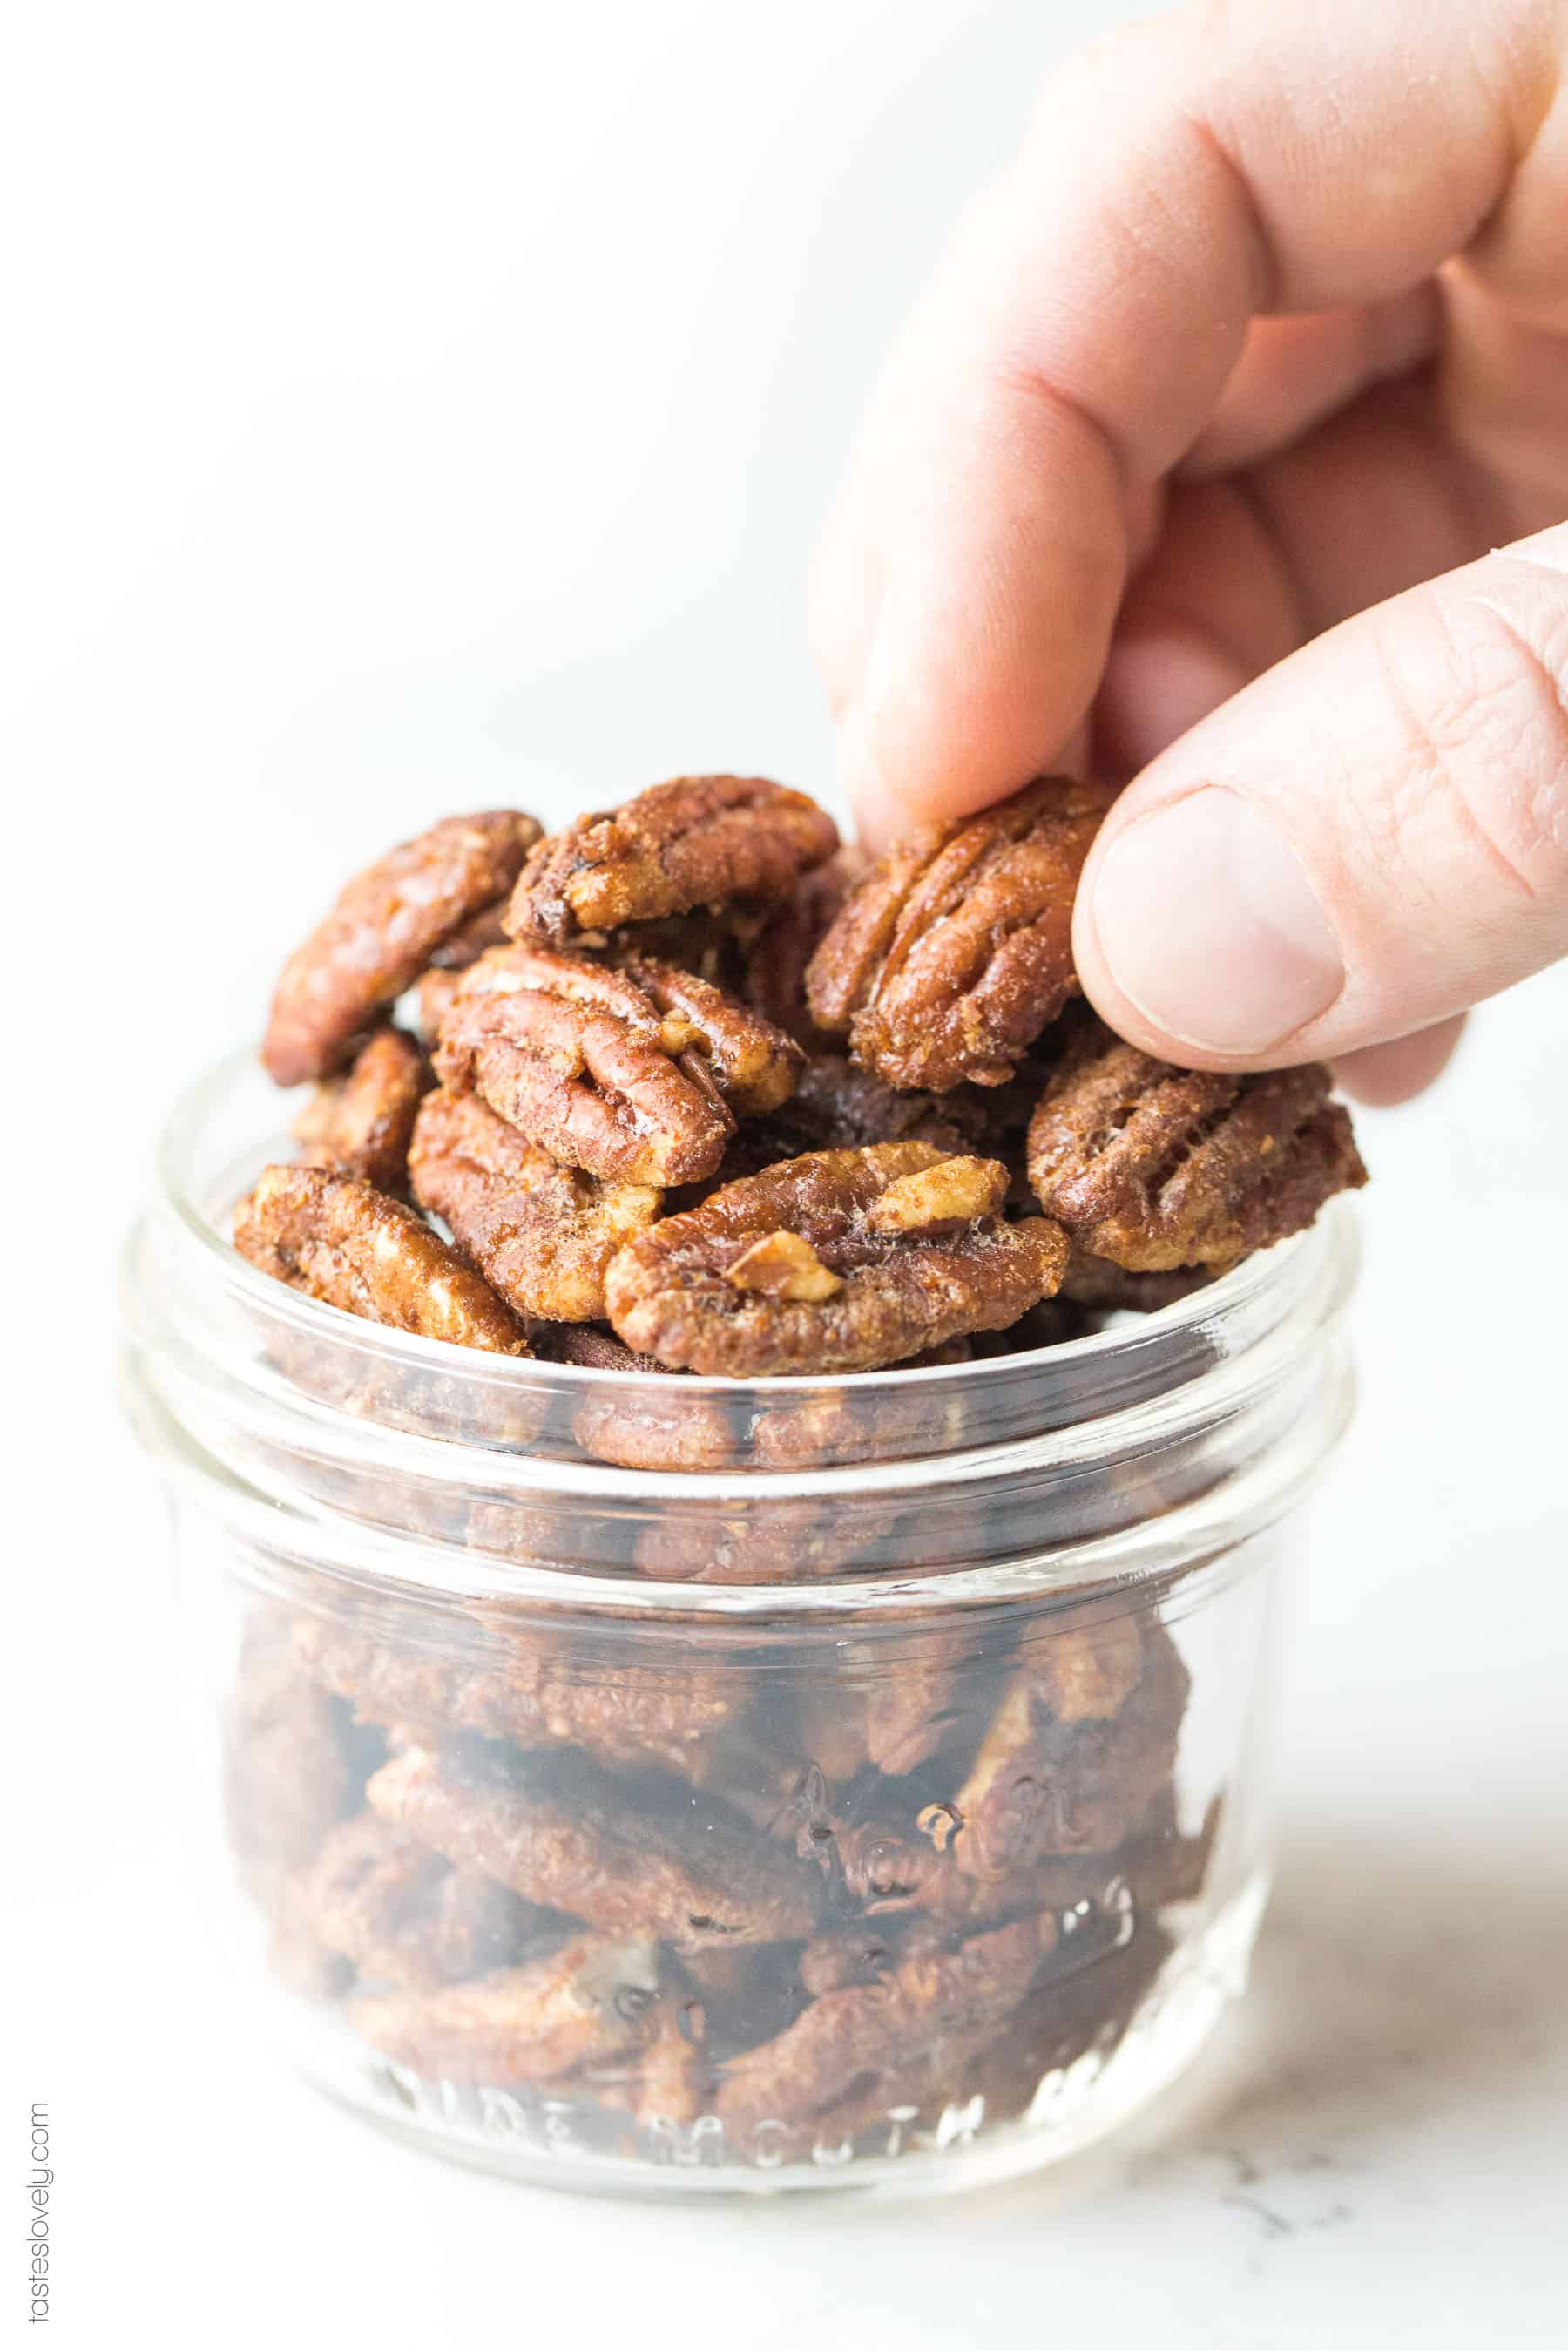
774 1054 973 1155
954 1620 1189 1879
304 1812 559 1990
508 776 838 947
409 1087 661 1324
263 810 542 1085
715 1909 1058 2138
617 957 804 1114
294 1610 736 1778
293 1026 433 1194
426 897 511 968
738 854 862 1042
352 1934 666 2083
367 1745 821 1949
806 777 1115 1089
968 1914 1173 2124
222 1611 362 1898
1058 1250 1217 1313
408 964 464 1047
548 1326 741 1474
233 1164 531 1353
1027 1026 1369 1270
434 945 734 1186
605 1142 1067 1376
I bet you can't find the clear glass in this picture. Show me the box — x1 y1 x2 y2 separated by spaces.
121 1052 1357 2198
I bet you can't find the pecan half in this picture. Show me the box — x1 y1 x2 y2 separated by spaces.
617 957 804 1114
222 1611 362 1899
1027 1025 1369 1270
263 810 542 1085
409 1087 661 1323
367 1745 821 1949
715 1909 1058 2138
507 776 839 947
954 1620 1189 1878
304 1812 559 1990
433 945 735 1186
352 1934 666 2083
233 1164 531 1353
806 777 1115 1089
293 1026 433 1194
604 1142 1068 1375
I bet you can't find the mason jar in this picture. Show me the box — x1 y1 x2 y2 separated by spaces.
120 1048 1357 2198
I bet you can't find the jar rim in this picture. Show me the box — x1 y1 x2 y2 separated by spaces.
122 1047 1360 1609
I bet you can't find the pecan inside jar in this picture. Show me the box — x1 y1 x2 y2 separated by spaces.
806 776 1115 1090
508 775 840 948
1027 1022 1369 1270
293 1026 433 1195
603 1141 1069 1375
263 810 542 1086
233 1163 531 1354
432 944 739 1187
409 1087 661 1323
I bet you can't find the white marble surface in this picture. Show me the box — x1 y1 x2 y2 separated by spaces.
10 3 1568 2342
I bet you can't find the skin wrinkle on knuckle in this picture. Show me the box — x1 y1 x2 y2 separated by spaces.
1426 577 1568 899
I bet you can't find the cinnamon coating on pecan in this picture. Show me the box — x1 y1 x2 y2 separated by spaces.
263 810 542 1085
409 1087 661 1323
352 1934 666 2083
1027 1026 1369 1271
233 1163 531 1353
304 1812 559 1990
433 944 735 1186
605 1142 1067 1376
293 1026 434 1194
507 776 838 947
368 1745 821 1949
617 957 804 1114
715 1909 1058 2137
806 777 1115 1090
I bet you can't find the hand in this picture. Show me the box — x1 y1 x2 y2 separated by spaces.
809 0 1568 1101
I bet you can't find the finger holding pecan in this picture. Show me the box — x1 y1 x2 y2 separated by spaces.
293 1026 434 1194
605 1142 1068 1376
434 945 735 1186
352 1933 666 2084
233 1164 531 1354
409 1087 661 1324
806 777 1116 1090
263 810 542 1085
507 776 839 947
368 1744 821 1949
1027 1024 1369 1270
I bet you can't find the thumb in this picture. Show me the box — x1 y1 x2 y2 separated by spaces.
1074 521 1568 1068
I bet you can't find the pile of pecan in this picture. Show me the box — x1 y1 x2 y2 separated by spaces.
222 770 1366 2165
238 771 1366 1379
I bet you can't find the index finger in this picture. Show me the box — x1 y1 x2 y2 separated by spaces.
809 0 1554 836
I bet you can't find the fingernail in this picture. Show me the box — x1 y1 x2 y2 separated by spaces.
1090 789 1344 1054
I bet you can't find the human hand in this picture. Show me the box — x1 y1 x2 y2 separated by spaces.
809 0 1568 1101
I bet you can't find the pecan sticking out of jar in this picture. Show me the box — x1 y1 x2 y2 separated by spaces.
351 1934 667 2084
409 1087 661 1323
714 1909 1060 2139
604 1142 1068 1376
367 1745 821 1949
806 777 1116 1090
1027 1024 1369 1270
433 944 738 1187
507 775 839 948
304 1812 562 1991
233 1164 531 1353
263 810 542 1086
293 1026 434 1195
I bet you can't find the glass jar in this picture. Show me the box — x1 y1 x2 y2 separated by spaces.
120 1050 1357 2199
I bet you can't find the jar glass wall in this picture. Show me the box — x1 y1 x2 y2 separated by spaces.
122 1053 1355 2198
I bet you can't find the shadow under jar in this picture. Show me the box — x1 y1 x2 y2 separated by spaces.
120 1050 1357 2199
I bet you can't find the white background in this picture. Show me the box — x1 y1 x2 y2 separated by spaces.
5 2 1566 2345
